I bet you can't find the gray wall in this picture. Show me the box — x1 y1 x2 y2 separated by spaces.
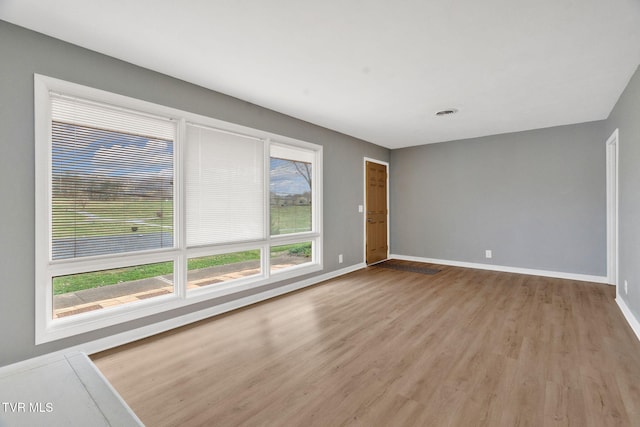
605 65 640 324
0 21 388 366
390 122 607 276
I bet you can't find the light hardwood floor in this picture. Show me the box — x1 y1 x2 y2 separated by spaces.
92 262 640 426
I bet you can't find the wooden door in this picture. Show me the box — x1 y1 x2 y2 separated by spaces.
366 161 388 264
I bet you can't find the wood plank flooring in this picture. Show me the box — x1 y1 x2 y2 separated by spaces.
92 263 640 426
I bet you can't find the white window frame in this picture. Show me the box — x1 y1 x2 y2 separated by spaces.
34 74 323 344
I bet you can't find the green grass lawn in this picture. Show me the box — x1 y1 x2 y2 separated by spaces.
188 250 260 270
52 199 174 238
53 243 311 295
52 200 311 238
53 261 174 295
270 204 311 235
270 242 312 258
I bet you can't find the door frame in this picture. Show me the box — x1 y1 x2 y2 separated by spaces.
606 128 619 291
363 157 390 264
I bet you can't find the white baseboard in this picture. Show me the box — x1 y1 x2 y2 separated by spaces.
390 254 610 284
616 297 640 342
0 263 365 373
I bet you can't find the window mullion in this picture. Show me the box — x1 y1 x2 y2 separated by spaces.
176 118 187 299
264 138 272 278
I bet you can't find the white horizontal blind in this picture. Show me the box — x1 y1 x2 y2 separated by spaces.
51 94 175 140
50 94 175 260
185 124 264 246
270 144 315 163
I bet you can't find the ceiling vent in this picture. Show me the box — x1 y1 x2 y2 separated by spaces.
435 108 458 116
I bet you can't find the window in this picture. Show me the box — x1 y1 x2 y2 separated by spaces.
270 145 314 236
53 262 174 318
269 144 317 274
35 75 322 343
44 92 178 327
51 95 175 260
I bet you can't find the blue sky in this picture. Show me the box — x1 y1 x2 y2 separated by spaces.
52 123 311 196
269 158 311 196
52 123 173 179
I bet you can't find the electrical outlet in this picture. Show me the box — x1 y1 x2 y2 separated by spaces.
485 250 492 259
625 280 628 294
338 254 343 264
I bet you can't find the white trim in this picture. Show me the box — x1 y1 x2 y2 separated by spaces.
65 352 144 426
34 74 51 349
616 297 640 342
363 157 390 265
606 128 619 291
390 254 609 284
1 263 365 372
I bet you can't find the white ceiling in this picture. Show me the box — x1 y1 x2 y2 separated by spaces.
2 0 640 149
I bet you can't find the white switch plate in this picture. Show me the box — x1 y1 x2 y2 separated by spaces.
358 205 364 213
625 280 628 294
485 250 492 259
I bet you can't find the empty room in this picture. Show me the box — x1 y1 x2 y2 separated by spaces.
1 1 640 426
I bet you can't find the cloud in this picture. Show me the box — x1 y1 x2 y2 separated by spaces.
53 124 174 179
269 158 311 195
92 137 173 177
